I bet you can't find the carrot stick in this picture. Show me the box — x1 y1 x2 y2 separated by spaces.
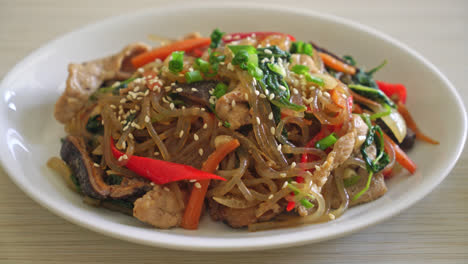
383 132 417 174
350 90 381 107
319 52 357 75
180 139 240 230
397 101 439 145
330 89 346 108
131 37 211 68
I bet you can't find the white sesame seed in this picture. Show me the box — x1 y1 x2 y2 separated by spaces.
315 165 321 171
256 117 261 125
201 108 206 112
144 115 150 123
122 154 128 160
112 81 121 88
259 94 266 98
150 182 155 186
268 194 274 199
191 87 198 92
110 104 116 109
176 88 183 93
194 182 202 189
154 151 160 156
244 94 249 100
169 103 175 110
282 181 288 189
165 86 172 92
323 92 331 98
181 106 186 110
218 121 223 127
203 123 208 129
255 90 260 96
189 179 196 183
328 213 336 220
264 49 272 54
231 100 236 107
280 173 287 178
120 98 126 103
293 88 299 94
93 163 100 168
279 85 287 91
269 93 275 100
194 134 199 141
179 130 184 138
198 148 204 156
164 187 170 192
270 127 276 135
268 112 274 120
265 89 270 95
291 162 296 168
128 133 134 139
277 144 282 151
253 78 257 85
137 68 144 73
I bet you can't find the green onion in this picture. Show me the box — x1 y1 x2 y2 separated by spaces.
168 51 184 73
185 70 203 83
228 45 257 55
210 28 225 49
343 172 361 187
247 63 264 80
352 171 373 200
267 63 286 77
291 64 309 75
287 182 301 195
305 73 325 86
213 83 228 99
315 133 337 150
300 198 315 209
194 58 210 73
370 104 392 120
290 41 314 56
303 43 314 56
223 121 231 128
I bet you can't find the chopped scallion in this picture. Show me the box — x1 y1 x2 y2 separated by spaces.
213 83 228 99
185 70 203 83
291 64 309 75
315 132 338 150
168 51 184 73
194 58 210 73
300 198 314 209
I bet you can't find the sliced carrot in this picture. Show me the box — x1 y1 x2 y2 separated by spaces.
180 139 240 230
383 132 417 174
350 90 381 107
330 89 347 108
131 37 211 68
319 52 357 75
397 101 439 145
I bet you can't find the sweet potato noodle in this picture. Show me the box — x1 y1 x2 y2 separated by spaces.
49 30 414 231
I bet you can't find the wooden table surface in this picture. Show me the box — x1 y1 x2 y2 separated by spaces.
1 0 467 263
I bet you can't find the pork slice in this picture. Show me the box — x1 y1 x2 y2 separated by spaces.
352 114 368 152
208 199 283 228
55 42 151 124
215 86 251 130
133 185 184 229
325 171 388 209
311 130 356 192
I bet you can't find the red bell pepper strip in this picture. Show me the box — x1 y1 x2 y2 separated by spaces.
222 31 296 43
110 139 226 185
376 81 407 104
286 201 296 212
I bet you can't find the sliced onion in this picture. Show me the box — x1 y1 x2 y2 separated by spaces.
368 105 407 143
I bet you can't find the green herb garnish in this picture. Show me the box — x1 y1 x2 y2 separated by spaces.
210 28 225 49
213 83 228 99
168 51 184 73
86 115 104 134
185 70 203 83
315 133 338 150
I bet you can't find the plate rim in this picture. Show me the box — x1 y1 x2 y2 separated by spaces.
0 2 466 251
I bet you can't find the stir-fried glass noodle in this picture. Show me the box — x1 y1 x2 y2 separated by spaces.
48 29 438 231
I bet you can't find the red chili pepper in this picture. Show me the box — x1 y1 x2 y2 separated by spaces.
110 139 226 185
223 31 296 43
295 176 304 183
286 201 296 212
376 81 407 104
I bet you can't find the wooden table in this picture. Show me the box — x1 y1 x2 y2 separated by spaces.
1 0 467 263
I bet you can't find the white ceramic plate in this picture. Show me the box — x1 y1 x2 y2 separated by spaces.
0 3 466 251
